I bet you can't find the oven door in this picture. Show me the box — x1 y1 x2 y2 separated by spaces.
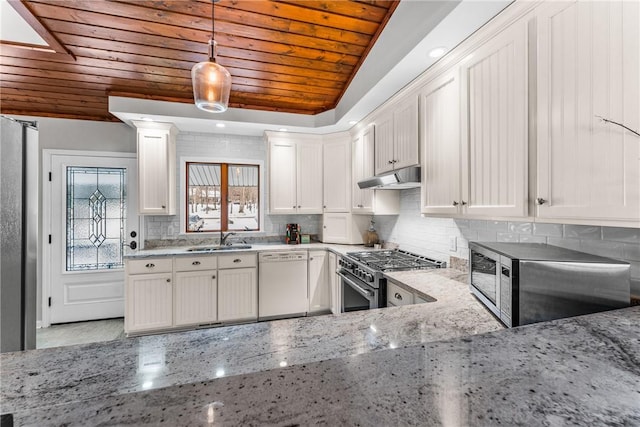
337 269 379 312
469 245 501 319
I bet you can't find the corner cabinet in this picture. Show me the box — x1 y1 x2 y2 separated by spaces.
374 96 419 175
133 121 177 215
536 0 640 225
267 132 323 214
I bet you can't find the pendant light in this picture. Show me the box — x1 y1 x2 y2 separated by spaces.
191 0 231 113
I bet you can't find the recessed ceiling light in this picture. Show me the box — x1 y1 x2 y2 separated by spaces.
428 47 447 58
348 120 358 125
216 123 226 128
279 128 288 132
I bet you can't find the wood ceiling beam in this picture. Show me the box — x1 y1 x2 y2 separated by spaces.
6 0 75 60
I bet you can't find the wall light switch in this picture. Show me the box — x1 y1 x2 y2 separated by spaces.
449 236 457 252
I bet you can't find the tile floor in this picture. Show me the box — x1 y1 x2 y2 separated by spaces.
36 318 125 349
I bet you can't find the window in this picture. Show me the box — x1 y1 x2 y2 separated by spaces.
186 162 260 233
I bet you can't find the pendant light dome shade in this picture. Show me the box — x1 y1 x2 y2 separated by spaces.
191 1 231 113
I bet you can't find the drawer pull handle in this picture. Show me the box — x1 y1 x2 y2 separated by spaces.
394 292 402 301
192 261 201 266
145 263 155 268
233 259 241 263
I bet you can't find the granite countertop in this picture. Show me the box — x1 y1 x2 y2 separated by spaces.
4 270 638 425
124 242 369 258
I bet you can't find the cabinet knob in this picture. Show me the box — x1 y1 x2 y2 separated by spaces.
461 201 467 206
310 257 314 261
392 159 398 163
452 201 459 206
298 205 301 208
293 206 296 209
394 292 402 300
388 160 393 164
145 263 155 268
233 259 241 263
192 261 201 266
536 198 547 205
161 205 166 209
166 278 171 283
323 205 326 208
212 275 216 279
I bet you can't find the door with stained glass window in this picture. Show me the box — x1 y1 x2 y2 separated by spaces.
49 153 138 324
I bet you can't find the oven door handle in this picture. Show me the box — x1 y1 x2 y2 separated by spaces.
337 271 374 297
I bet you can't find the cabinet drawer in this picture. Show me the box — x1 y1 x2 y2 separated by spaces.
127 258 173 275
218 253 257 269
174 256 217 272
387 282 413 307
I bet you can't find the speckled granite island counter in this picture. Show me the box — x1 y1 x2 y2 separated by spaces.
3 271 639 425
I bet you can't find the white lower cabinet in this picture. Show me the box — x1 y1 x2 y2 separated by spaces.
308 250 330 313
328 252 341 314
387 281 430 308
218 267 258 322
174 270 217 327
126 272 173 333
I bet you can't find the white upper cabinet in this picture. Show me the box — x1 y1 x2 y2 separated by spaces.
374 96 419 175
296 140 323 214
536 0 640 225
134 121 177 215
267 133 323 214
420 67 462 215
460 18 529 218
322 132 351 212
352 126 375 212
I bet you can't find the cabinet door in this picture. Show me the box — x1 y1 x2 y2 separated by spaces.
323 134 351 212
296 141 323 214
460 19 528 217
218 268 257 322
327 252 341 314
308 250 330 313
536 0 640 224
374 113 395 175
322 213 352 244
269 141 297 214
137 127 175 215
126 273 173 333
352 126 375 213
393 96 419 170
421 68 462 215
174 270 217 326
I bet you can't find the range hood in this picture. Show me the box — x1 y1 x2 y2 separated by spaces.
357 166 421 190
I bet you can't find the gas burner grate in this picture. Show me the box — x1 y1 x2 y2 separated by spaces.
346 249 445 272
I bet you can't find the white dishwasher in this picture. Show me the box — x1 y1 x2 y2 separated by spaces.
258 251 308 320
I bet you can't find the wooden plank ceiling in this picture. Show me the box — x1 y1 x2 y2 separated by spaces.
0 0 399 122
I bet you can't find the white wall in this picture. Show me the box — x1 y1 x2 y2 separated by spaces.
375 188 640 297
36 117 136 152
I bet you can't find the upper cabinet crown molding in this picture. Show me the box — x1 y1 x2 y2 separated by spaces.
133 121 178 215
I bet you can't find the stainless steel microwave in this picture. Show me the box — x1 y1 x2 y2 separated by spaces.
469 242 630 327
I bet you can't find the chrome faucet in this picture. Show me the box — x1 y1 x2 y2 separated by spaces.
220 231 236 246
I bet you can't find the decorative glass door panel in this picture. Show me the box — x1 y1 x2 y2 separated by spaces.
66 166 126 271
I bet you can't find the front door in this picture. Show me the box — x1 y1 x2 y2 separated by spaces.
47 152 138 324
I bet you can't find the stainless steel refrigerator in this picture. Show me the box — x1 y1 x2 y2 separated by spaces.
1 116 38 352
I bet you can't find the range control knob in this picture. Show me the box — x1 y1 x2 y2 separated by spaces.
366 273 374 282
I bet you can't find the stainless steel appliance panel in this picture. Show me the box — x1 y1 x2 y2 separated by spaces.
518 260 630 325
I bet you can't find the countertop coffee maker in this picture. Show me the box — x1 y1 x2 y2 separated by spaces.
286 224 300 244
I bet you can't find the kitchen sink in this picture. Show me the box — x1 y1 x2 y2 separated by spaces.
187 244 252 252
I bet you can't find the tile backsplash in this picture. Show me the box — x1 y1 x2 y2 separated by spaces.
375 188 640 296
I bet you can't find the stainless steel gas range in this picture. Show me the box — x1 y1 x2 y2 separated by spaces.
337 249 446 312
